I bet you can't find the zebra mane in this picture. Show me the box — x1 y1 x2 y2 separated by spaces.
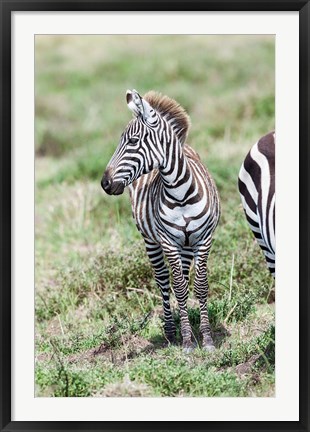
144 91 191 146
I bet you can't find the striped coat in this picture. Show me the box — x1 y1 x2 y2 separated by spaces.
238 132 275 276
102 90 220 351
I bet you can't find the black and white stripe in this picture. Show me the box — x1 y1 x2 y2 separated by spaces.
101 90 220 351
238 131 275 277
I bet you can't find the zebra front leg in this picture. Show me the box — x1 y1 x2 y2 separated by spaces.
144 241 176 343
163 246 195 352
194 251 215 351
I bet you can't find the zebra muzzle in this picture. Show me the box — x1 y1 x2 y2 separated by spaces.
110 182 125 195
101 175 125 195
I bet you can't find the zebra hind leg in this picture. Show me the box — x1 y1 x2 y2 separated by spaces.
145 241 176 343
181 249 197 349
193 248 215 351
251 229 276 278
163 245 195 353
181 248 193 284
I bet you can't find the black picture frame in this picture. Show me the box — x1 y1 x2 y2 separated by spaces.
1 1 309 431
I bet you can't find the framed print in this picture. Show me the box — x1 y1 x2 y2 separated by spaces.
1 1 309 431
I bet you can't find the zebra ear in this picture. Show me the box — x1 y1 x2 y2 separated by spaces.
126 89 154 122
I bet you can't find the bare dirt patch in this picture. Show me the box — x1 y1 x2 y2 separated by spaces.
234 354 261 377
66 334 155 366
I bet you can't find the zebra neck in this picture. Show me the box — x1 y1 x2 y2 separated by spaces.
160 143 193 201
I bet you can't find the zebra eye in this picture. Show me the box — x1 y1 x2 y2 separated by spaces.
128 137 139 145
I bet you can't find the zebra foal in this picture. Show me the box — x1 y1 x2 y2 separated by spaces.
238 131 275 277
101 89 220 352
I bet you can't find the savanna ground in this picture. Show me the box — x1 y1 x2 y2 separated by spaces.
35 35 275 397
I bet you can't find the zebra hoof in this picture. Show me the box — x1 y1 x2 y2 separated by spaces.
202 335 215 352
202 343 215 352
165 333 177 344
182 341 197 354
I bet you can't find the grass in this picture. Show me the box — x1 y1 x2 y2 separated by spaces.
35 35 275 397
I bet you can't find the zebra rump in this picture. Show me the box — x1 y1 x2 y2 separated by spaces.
238 131 275 277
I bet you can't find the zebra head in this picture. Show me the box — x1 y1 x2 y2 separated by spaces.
101 89 164 195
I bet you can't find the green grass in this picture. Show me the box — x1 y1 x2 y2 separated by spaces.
35 35 275 397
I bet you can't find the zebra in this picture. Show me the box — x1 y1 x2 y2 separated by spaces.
101 89 220 352
238 131 275 277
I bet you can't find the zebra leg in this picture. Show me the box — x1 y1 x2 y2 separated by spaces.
181 248 193 283
257 237 276 277
193 248 215 351
163 245 195 352
144 240 176 342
